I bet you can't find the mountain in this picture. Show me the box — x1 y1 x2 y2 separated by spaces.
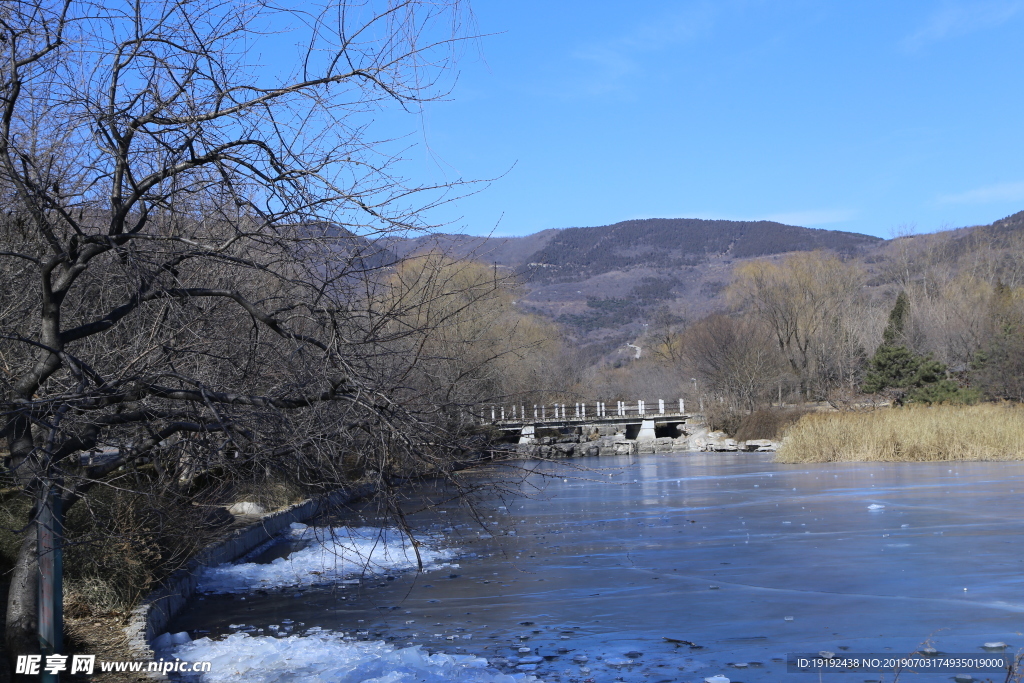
387 218 883 355
513 218 880 283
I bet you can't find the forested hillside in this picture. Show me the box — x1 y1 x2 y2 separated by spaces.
516 217 881 282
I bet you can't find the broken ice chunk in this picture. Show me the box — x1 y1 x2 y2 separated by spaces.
867 504 885 510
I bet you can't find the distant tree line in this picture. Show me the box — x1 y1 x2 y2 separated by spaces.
586 232 1024 431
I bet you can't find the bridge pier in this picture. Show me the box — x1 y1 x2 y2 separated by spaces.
518 424 535 445
636 419 656 442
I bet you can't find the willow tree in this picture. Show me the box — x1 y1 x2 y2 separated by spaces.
385 252 566 414
0 0 477 666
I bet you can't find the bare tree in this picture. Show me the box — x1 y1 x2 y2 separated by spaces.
0 0 481 667
678 314 786 411
729 251 865 400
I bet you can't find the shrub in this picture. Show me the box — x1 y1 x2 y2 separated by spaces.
734 408 813 441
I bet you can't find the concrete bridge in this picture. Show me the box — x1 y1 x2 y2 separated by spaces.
483 399 693 446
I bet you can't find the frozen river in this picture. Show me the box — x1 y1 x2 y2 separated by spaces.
168 453 1024 682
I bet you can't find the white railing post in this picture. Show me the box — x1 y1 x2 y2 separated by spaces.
501 407 505 421
679 398 684 413
637 400 643 416
542 405 546 419
582 403 586 418
534 405 538 419
659 399 665 414
491 406 495 421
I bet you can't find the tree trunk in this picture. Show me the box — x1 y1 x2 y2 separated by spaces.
6 529 39 681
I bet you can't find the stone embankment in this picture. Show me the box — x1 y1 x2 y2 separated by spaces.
514 420 778 457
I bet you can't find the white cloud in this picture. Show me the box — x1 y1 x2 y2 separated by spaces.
938 180 1024 204
902 1 1024 50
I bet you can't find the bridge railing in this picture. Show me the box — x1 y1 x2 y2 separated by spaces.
483 398 688 423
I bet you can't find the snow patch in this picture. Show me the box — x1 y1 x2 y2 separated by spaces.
198 526 458 593
173 632 539 683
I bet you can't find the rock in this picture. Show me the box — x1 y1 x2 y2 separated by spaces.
705 676 731 683
228 501 266 516
551 442 576 458
982 641 1007 649
743 439 775 451
706 438 739 452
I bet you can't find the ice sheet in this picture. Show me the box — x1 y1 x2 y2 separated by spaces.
170 455 1024 682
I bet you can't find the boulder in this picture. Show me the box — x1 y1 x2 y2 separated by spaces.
743 439 777 452
551 442 576 458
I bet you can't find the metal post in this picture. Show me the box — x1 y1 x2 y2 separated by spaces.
491 406 495 421
679 398 684 413
542 405 546 419
659 399 664 414
38 486 63 683
501 407 505 421
534 405 538 419
638 400 643 416
582 403 586 418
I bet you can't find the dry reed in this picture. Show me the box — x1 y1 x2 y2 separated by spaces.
775 403 1024 463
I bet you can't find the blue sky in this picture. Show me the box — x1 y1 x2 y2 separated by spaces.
396 1 1024 238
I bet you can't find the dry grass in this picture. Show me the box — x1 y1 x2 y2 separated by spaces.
775 403 1024 463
